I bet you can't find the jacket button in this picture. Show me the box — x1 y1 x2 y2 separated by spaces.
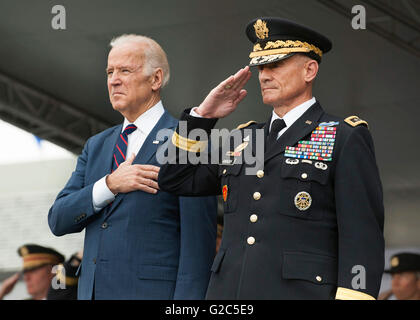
253 192 261 200
250 214 258 223
316 276 322 282
247 236 256 245
223 169 227 175
301 173 308 179
101 222 108 229
256 170 264 178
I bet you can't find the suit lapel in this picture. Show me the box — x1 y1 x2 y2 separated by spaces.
94 125 122 181
133 111 174 165
264 102 325 163
104 111 175 219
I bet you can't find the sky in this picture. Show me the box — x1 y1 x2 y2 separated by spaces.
0 119 76 164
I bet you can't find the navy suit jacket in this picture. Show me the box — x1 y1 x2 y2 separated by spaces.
48 110 217 300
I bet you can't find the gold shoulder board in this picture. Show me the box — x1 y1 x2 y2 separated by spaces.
236 121 257 130
344 116 369 128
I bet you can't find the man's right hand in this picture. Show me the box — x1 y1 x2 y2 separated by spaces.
106 153 160 195
195 66 251 119
0 272 20 300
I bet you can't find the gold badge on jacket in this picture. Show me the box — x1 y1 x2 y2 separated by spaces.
294 191 312 211
226 142 249 157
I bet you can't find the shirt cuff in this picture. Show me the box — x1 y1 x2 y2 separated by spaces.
189 107 203 118
92 175 116 212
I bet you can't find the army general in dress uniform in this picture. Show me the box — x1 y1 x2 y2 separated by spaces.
158 17 385 300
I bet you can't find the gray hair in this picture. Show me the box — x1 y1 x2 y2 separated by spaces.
109 34 170 88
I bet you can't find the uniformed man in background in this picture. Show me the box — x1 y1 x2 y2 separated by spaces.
158 17 385 299
379 253 420 300
0 244 65 300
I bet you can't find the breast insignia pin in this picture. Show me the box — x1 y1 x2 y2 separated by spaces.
294 191 312 211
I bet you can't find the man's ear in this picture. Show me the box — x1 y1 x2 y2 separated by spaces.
304 59 319 83
151 68 163 91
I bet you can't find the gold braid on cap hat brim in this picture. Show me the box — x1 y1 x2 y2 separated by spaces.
22 253 62 271
250 40 323 58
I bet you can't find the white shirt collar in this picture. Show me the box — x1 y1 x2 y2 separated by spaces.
122 101 165 135
270 97 316 131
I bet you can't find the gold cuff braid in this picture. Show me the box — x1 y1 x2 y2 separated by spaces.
335 287 375 300
171 132 208 153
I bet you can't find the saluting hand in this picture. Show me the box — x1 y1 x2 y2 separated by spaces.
0 272 20 300
195 66 251 119
106 153 160 195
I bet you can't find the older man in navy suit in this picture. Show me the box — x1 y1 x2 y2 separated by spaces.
48 34 217 300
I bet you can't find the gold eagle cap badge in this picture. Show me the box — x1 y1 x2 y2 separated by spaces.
20 246 29 256
391 257 399 267
254 19 269 40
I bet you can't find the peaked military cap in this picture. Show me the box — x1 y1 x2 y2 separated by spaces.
246 17 332 66
385 252 420 274
17 244 65 272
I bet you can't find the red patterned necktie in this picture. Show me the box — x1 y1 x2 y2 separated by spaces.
112 124 137 172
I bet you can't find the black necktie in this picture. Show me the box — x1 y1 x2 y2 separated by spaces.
266 119 286 152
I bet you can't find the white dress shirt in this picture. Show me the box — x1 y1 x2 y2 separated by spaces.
92 101 165 212
269 97 316 139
